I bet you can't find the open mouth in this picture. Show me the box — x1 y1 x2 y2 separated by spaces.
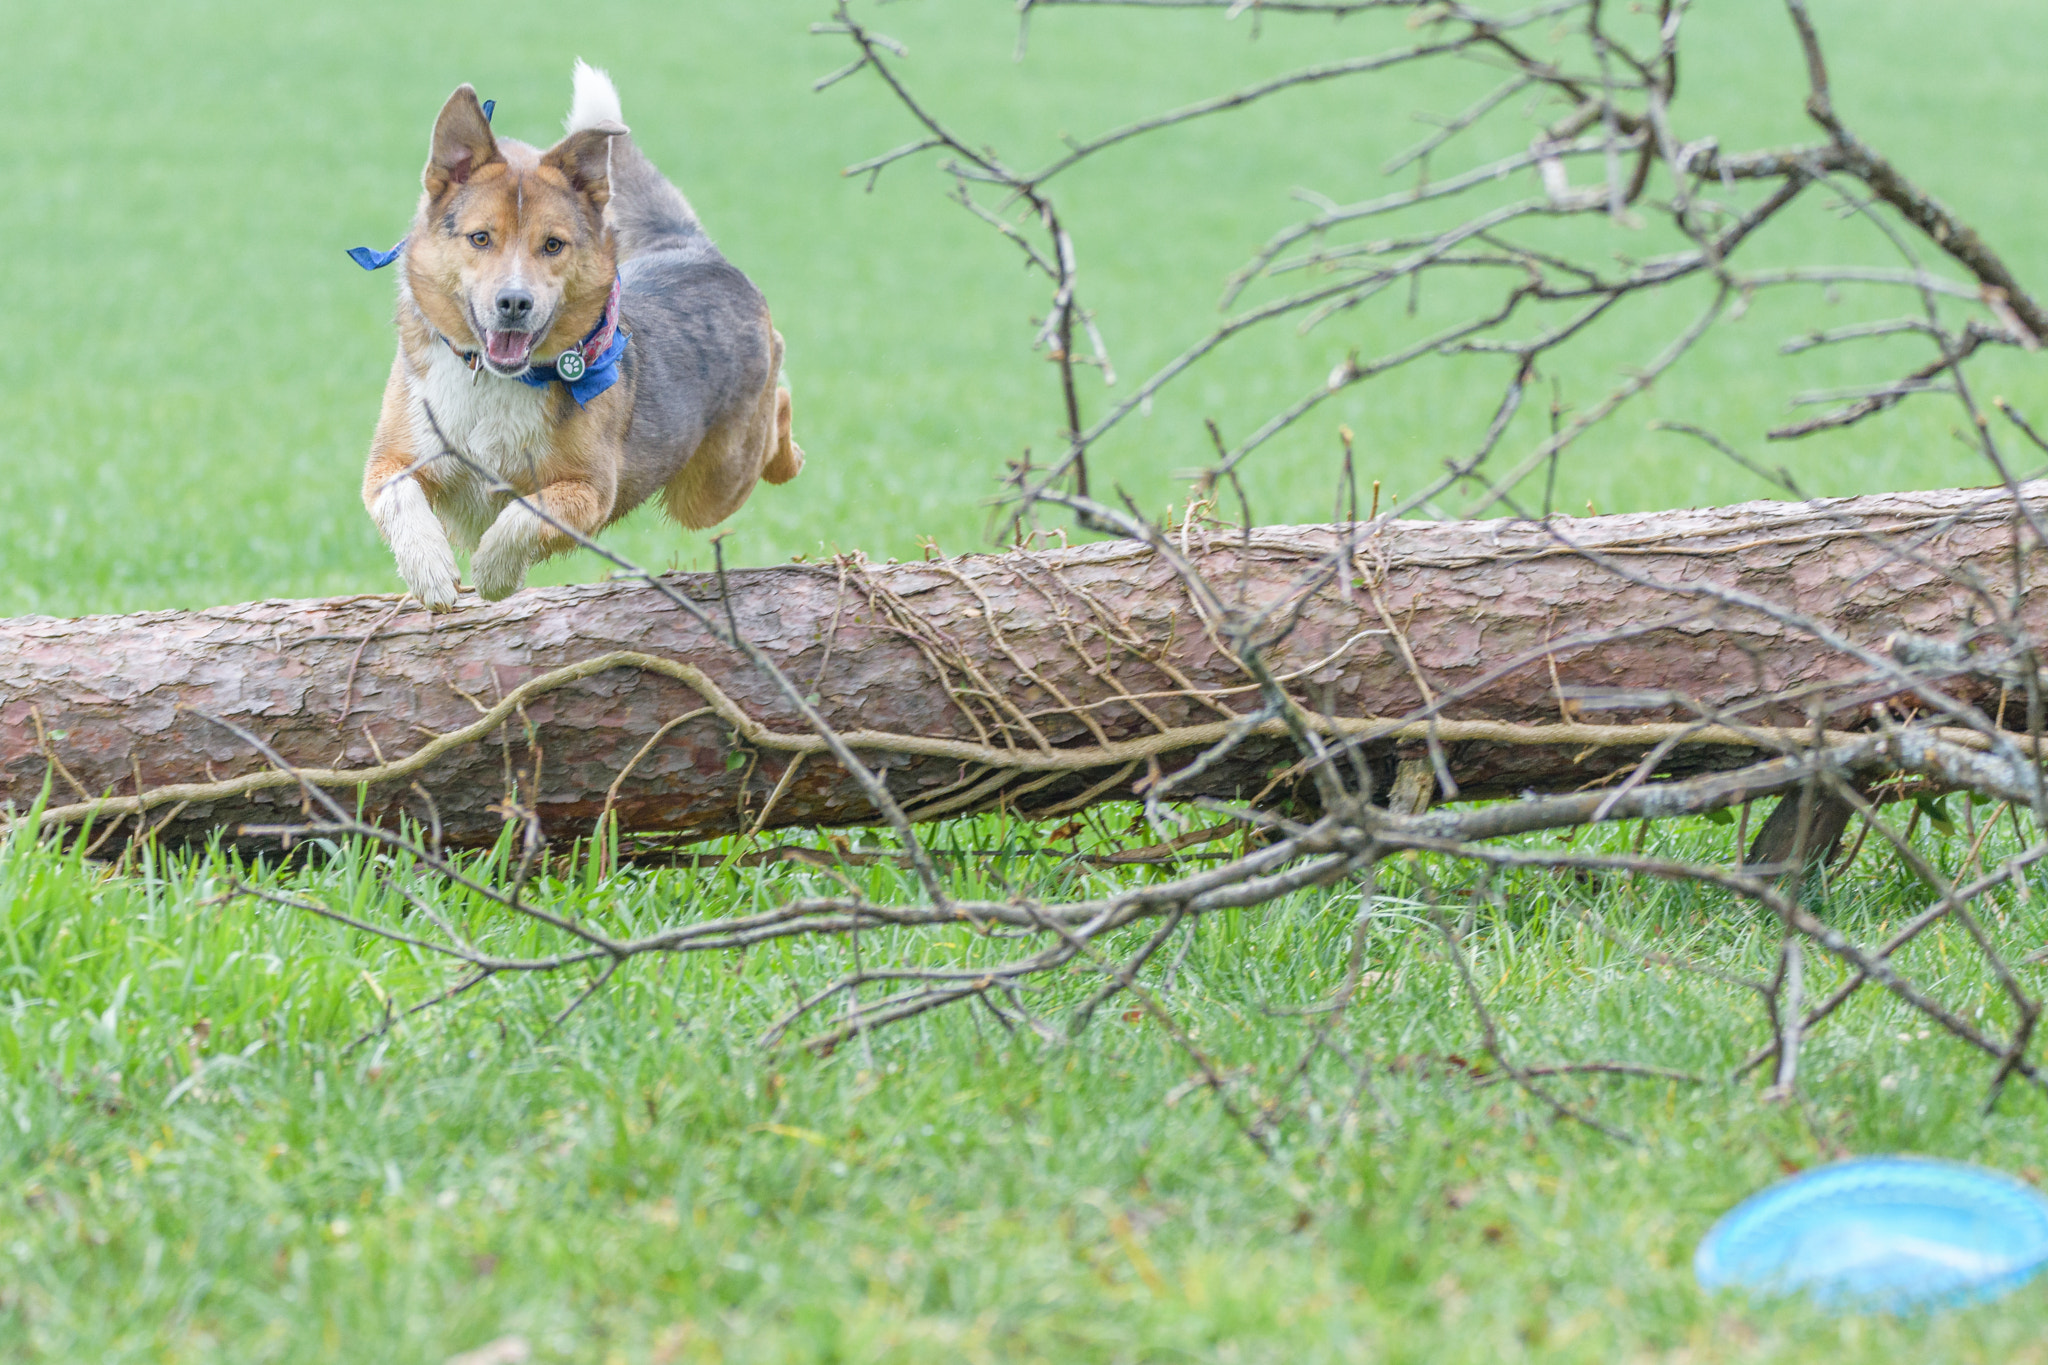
484 330 539 371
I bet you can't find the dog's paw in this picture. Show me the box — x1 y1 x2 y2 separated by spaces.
407 558 460 612
396 527 460 610
373 477 461 610
471 557 526 602
471 505 542 601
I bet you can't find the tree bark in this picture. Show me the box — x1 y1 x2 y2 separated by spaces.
3 485 2038 852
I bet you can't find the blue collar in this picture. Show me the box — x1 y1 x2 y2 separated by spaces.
516 332 628 406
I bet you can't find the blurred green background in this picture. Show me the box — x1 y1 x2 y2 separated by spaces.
3 0 2044 617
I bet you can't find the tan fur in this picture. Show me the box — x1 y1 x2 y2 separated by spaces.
664 331 805 528
765 360 805 487
361 82 801 609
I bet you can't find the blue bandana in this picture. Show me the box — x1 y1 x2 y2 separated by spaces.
516 307 628 407
346 240 403 271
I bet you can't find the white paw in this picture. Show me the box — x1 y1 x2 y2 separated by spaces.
407 554 460 611
372 477 460 611
471 502 543 602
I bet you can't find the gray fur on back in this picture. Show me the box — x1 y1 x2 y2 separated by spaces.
605 136 776 513
608 136 704 261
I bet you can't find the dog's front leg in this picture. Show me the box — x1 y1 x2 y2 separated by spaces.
363 457 459 612
471 478 613 601
362 365 462 610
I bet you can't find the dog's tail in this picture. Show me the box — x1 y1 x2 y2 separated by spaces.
566 59 704 260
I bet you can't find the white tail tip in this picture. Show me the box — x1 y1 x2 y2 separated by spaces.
566 59 624 134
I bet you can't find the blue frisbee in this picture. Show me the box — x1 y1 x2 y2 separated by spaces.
1695 1156 2048 1312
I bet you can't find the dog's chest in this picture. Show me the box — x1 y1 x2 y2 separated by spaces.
406 346 552 482
405 347 553 547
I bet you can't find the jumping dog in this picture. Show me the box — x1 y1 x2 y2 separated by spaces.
355 61 802 608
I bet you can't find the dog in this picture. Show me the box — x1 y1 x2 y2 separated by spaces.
355 61 802 609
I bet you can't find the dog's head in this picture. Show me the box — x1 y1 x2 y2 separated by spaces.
405 85 625 378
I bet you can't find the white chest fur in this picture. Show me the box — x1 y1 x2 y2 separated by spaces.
404 342 551 549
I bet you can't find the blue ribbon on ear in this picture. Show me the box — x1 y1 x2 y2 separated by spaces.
347 240 404 271
347 97 491 270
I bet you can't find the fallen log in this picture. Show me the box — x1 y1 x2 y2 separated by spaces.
3 485 2039 852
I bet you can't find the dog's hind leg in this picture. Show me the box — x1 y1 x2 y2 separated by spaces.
662 408 773 531
764 331 803 485
763 385 803 486
662 330 797 528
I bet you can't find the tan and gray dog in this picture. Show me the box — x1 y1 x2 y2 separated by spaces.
358 61 801 608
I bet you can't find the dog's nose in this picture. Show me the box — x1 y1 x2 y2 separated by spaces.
493 287 535 325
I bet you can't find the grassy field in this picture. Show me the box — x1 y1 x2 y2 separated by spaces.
5 811 2048 1363
8 1 2048 1360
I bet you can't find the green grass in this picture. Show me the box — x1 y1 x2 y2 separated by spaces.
5 808 2048 1362
9 1 2048 1360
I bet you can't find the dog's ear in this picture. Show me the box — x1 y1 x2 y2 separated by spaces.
424 85 503 199
540 122 626 211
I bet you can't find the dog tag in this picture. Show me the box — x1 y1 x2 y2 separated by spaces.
555 349 587 382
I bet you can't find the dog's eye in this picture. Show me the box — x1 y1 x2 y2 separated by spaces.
543 237 565 255
467 231 490 249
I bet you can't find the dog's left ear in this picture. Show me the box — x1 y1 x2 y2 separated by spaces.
425 85 503 200
541 122 627 211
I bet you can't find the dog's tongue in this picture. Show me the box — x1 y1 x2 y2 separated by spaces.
485 331 536 368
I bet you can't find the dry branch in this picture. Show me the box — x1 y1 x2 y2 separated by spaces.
6 484 2039 852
